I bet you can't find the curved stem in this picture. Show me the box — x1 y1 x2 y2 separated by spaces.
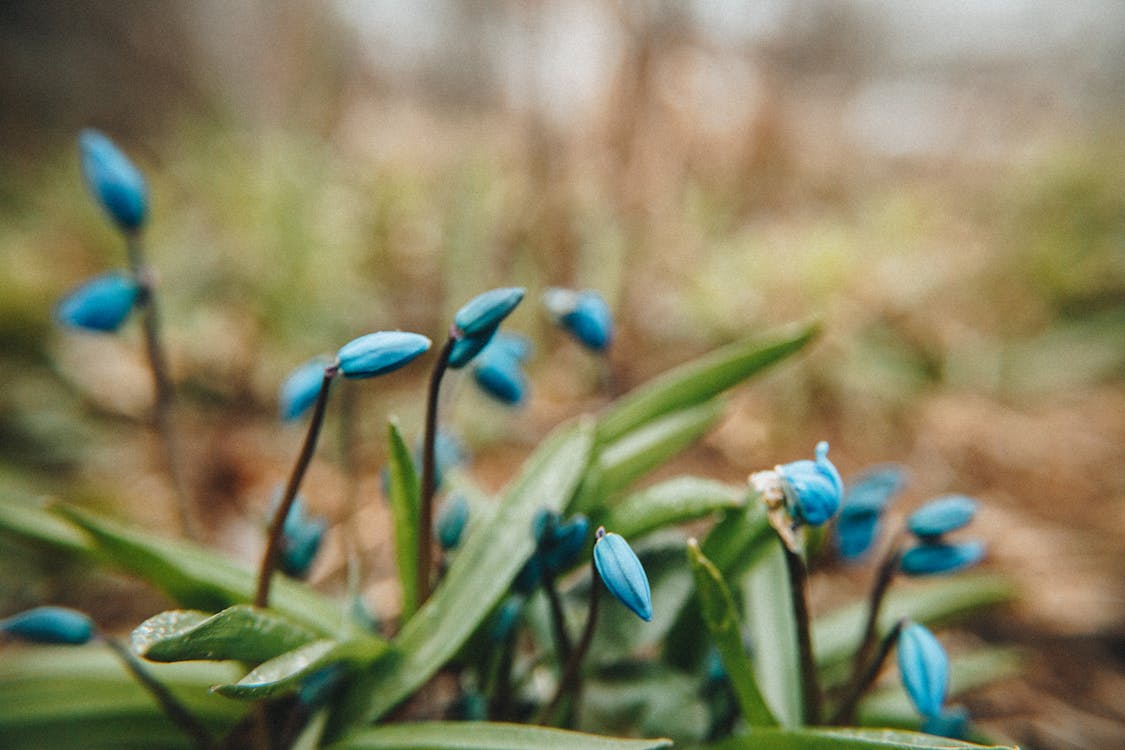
127 234 199 540
105 636 215 749
418 335 455 606
255 369 336 608
830 618 906 725
539 558 600 726
852 537 904 680
781 540 821 725
542 572 573 666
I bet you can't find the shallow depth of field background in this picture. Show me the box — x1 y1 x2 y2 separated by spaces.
0 3 1122 749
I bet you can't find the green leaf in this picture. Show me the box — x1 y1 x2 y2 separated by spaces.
596 323 819 445
574 401 725 513
703 727 1017 749
50 504 363 638
585 663 711 742
813 574 1016 669
328 721 673 750
0 498 91 555
132 605 318 664
0 644 244 749
601 477 745 541
742 539 803 728
333 418 595 729
687 539 778 727
213 635 387 699
386 419 421 622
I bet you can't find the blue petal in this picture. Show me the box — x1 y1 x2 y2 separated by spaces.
897 622 949 719
56 272 140 333
542 514 589 573
279 356 332 421
448 323 498 369
900 540 985 576
560 290 614 351
79 129 148 232
842 464 907 515
0 606 95 645
453 287 525 337
472 349 527 405
835 510 882 561
337 331 431 379
594 530 653 622
435 493 470 551
908 495 977 540
778 441 843 526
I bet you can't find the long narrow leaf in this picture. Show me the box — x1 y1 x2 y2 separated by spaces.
813 574 1015 669
687 539 778 727
50 505 362 638
601 477 745 541
596 323 819 445
332 418 594 729
213 635 387 700
328 721 672 750
742 539 803 728
132 605 318 664
386 419 421 621
0 499 91 555
703 727 1016 749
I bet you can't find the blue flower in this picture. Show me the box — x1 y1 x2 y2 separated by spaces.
908 495 977 540
593 527 652 622
279 355 333 421
448 288 525 369
488 596 523 642
777 441 844 526
0 606 95 645
270 492 326 579
454 287 525 338
56 272 140 333
897 622 949 719
337 331 431 379
471 339 528 405
531 509 590 574
900 540 985 576
544 288 614 352
79 129 149 232
435 493 470 551
835 464 907 561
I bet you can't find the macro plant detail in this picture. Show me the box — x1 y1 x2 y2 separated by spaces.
0 132 1024 750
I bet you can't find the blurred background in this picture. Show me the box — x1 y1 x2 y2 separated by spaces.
1 2 1122 748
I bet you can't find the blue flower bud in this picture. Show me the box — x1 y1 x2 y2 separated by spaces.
541 514 589 573
512 555 542 596
544 288 615 352
897 622 949 719
0 606 95 645
435 493 470 551
79 129 148 232
593 527 652 622
448 325 497 370
454 287 525 338
531 509 560 546
908 495 977 540
900 541 985 576
279 355 332 421
922 705 971 739
274 495 326 579
842 465 907 515
337 331 431 379
835 464 907 561
56 272 140 333
488 596 523 642
777 441 844 526
472 346 527 405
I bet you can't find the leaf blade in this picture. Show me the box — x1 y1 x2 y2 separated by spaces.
386 419 421 621
328 721 673 750
132 605 318 664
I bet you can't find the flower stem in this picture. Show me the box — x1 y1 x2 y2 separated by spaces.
781 539 821 725
104 636 215 749
127 234 199 540
851 537 904 683
418 335 455 606
542 572 574 666
539 558 600 726
829 618 906 725
255 369 336 608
